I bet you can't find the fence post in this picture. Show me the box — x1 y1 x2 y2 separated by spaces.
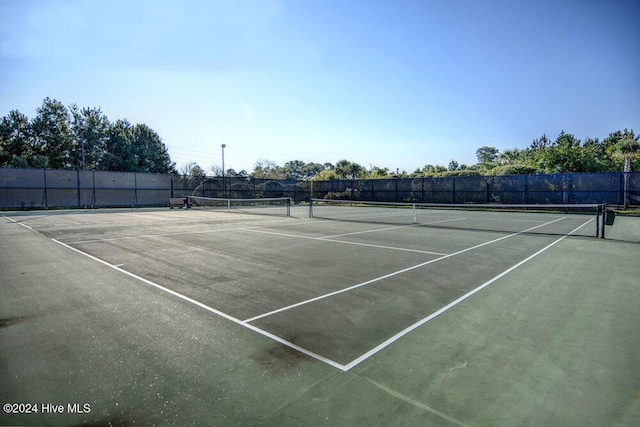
452 176 456 204
432 177 435 202
619 172 625 208
134 173 138 208
395 178 399 202
485 179 490 203
77 170 81 208
624 172 629 210
43 169 48 210
91 171 96 207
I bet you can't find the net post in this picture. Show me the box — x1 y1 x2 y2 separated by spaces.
309 199 314 218
227 198 231 212
413 203 417 224
595 204 601 238
287 197 291 217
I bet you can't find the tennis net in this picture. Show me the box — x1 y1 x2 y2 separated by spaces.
309 199 605 237
187 196 291 216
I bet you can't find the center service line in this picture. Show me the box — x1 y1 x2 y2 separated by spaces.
243 216 568 323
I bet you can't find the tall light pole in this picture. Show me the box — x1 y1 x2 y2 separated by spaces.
221 144 226 198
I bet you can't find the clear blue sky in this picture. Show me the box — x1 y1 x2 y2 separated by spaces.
1 0 638 173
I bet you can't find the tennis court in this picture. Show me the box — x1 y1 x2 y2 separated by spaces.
1 202 639 426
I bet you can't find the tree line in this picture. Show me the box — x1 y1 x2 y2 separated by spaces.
0 98 175 173
2 99 638 180
460 129 640 177
186 129 639 180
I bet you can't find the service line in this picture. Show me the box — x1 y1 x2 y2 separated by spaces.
242 228 448 256
243 216 568 323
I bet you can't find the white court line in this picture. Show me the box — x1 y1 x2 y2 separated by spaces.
66 229 233 245
365 378 470 427
320 238 448 256
417 217 469 226
319 224 413 239
51 238 349 371
317 216 468 240
241 228 448 256
243 216 568 323
59 218 314 245
3 215 35 231
342 217 594 371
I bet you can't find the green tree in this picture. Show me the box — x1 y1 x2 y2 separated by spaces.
2 99 177 172
498 148 523 165
334 160 366 179
70 105 110 170
0 110 33 167
131 124 175 173
530 134 551 152
252 159 284 179
486 164 538 175
334 159 351 179
606 129 640 172
420 164 447 176
347 162 366 179
283 160 306 180
538 130 609 173
312 169 339 180
31 98 75 169
476 146 499 165
369 166 390 178
102 119 137 171
180 162 206 177
301 162 324 180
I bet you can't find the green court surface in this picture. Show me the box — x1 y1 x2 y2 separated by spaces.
1 206 638 426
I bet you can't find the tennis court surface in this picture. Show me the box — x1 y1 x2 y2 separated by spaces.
1 203 639 426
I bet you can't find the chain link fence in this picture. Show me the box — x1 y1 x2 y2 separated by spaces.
309 172 637 206
1 168 638 210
